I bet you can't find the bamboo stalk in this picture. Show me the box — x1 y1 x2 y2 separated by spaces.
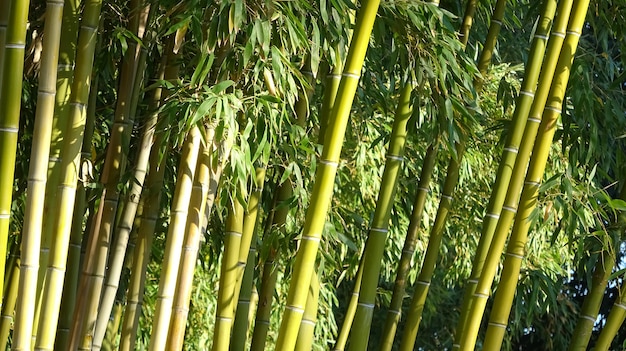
348 82 413 351
166 127 226 350
211 199 245 351
294 271 320 351
53 47 99 350
398 141 465 351
479 4 593 348
458 0 477 46
474 0 508 90
91 14 156 349
453 0 559 344
75 1 149 346
0 0 9 95
333 256 363 351
276 1 381 348
0 0 30 324
568 252 614 350
318 47 342 144
147 126 202 351
250 180 292 351
594 280 626 350
457 1 586 349
10 0 63 348
230 168 266 351
379 142 438 351
0 247 20 348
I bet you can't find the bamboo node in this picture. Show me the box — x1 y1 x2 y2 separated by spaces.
301 236 321 243
467 279 479 284
415 281 431 287
502 206 517 214
528 117 541 124
225 231 242 238
524 181 540 187
488 321 507 329
473 292 489 299
0 127 19 133
504 147 518 154
370 227 389 233
544 105 561 114
342 72 361 79
301 319 316 326
5 43 26 49
442 194 453 201
357 302 375 309
580 314 596 322
491 19 503 26
388 310 401 316
0 214 10 219
286 306 305 314
533 34 549 41
319 159 339 168
505 252 524 260
615 303 626 310
418 187 430 193
519 90 535 98
486 213 500 219
551 31 566 39
566 30 581 38
386 154 404 162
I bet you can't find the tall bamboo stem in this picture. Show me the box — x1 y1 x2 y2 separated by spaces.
453 0 559 344
457 1 586 349
595 280 626 350
147 126 202 351
276 1 381 348
349 83 413 350
295 272 320 351
10 0 63 348
379 142 438 351
0 247 19 348
0 0 30 323
0 0 9 95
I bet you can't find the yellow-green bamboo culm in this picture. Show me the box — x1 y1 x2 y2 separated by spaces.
166 133 215 350
147 126 202 351
595 279 626 350
276 1 381 348
10 0 63 348
250 180 292 351
75 2 149 346
333 256 363 351
456 1 585 349
230 168 266 351
211 199 245 351
379 142 438 351
398 141 465 351
0 0 30 322
295 271 320 351
0 0 9 92
0 247 20 347
474 0 508 91
453 0 559 344
458 0 477 46
348 82 413 351
568 252 614 350
119 139 169 351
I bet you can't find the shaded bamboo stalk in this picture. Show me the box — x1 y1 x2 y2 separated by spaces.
0 0 30 318
75 2 150 346
474 0 508 91
147 126 202 351
211 199 245 351
91 20 158 350
229 168 266 351
458 0 477 46
37 2 82 341
457 2 585 349
379 142 438 351
568 252 614 350
0 247 20 347
166 127 228 349
398 141 465 351
118 139 169 351
53 47 99 350
10 0 63 348
0 0 9 96
349 82 413 351
276 2 381 348
453 0 559 342
250 180 292 351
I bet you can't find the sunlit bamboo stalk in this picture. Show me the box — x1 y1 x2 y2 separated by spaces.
11 0 64 347
349 82 413 350
294 271 320 351
457 2 585 349
276 1 381 348
0 246 19 347
0 0 9 95
0 0 30 323
453 0 559 344
595 278 626 350
147 126 202 351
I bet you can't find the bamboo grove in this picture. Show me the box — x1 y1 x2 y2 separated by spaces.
0 0 625 350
